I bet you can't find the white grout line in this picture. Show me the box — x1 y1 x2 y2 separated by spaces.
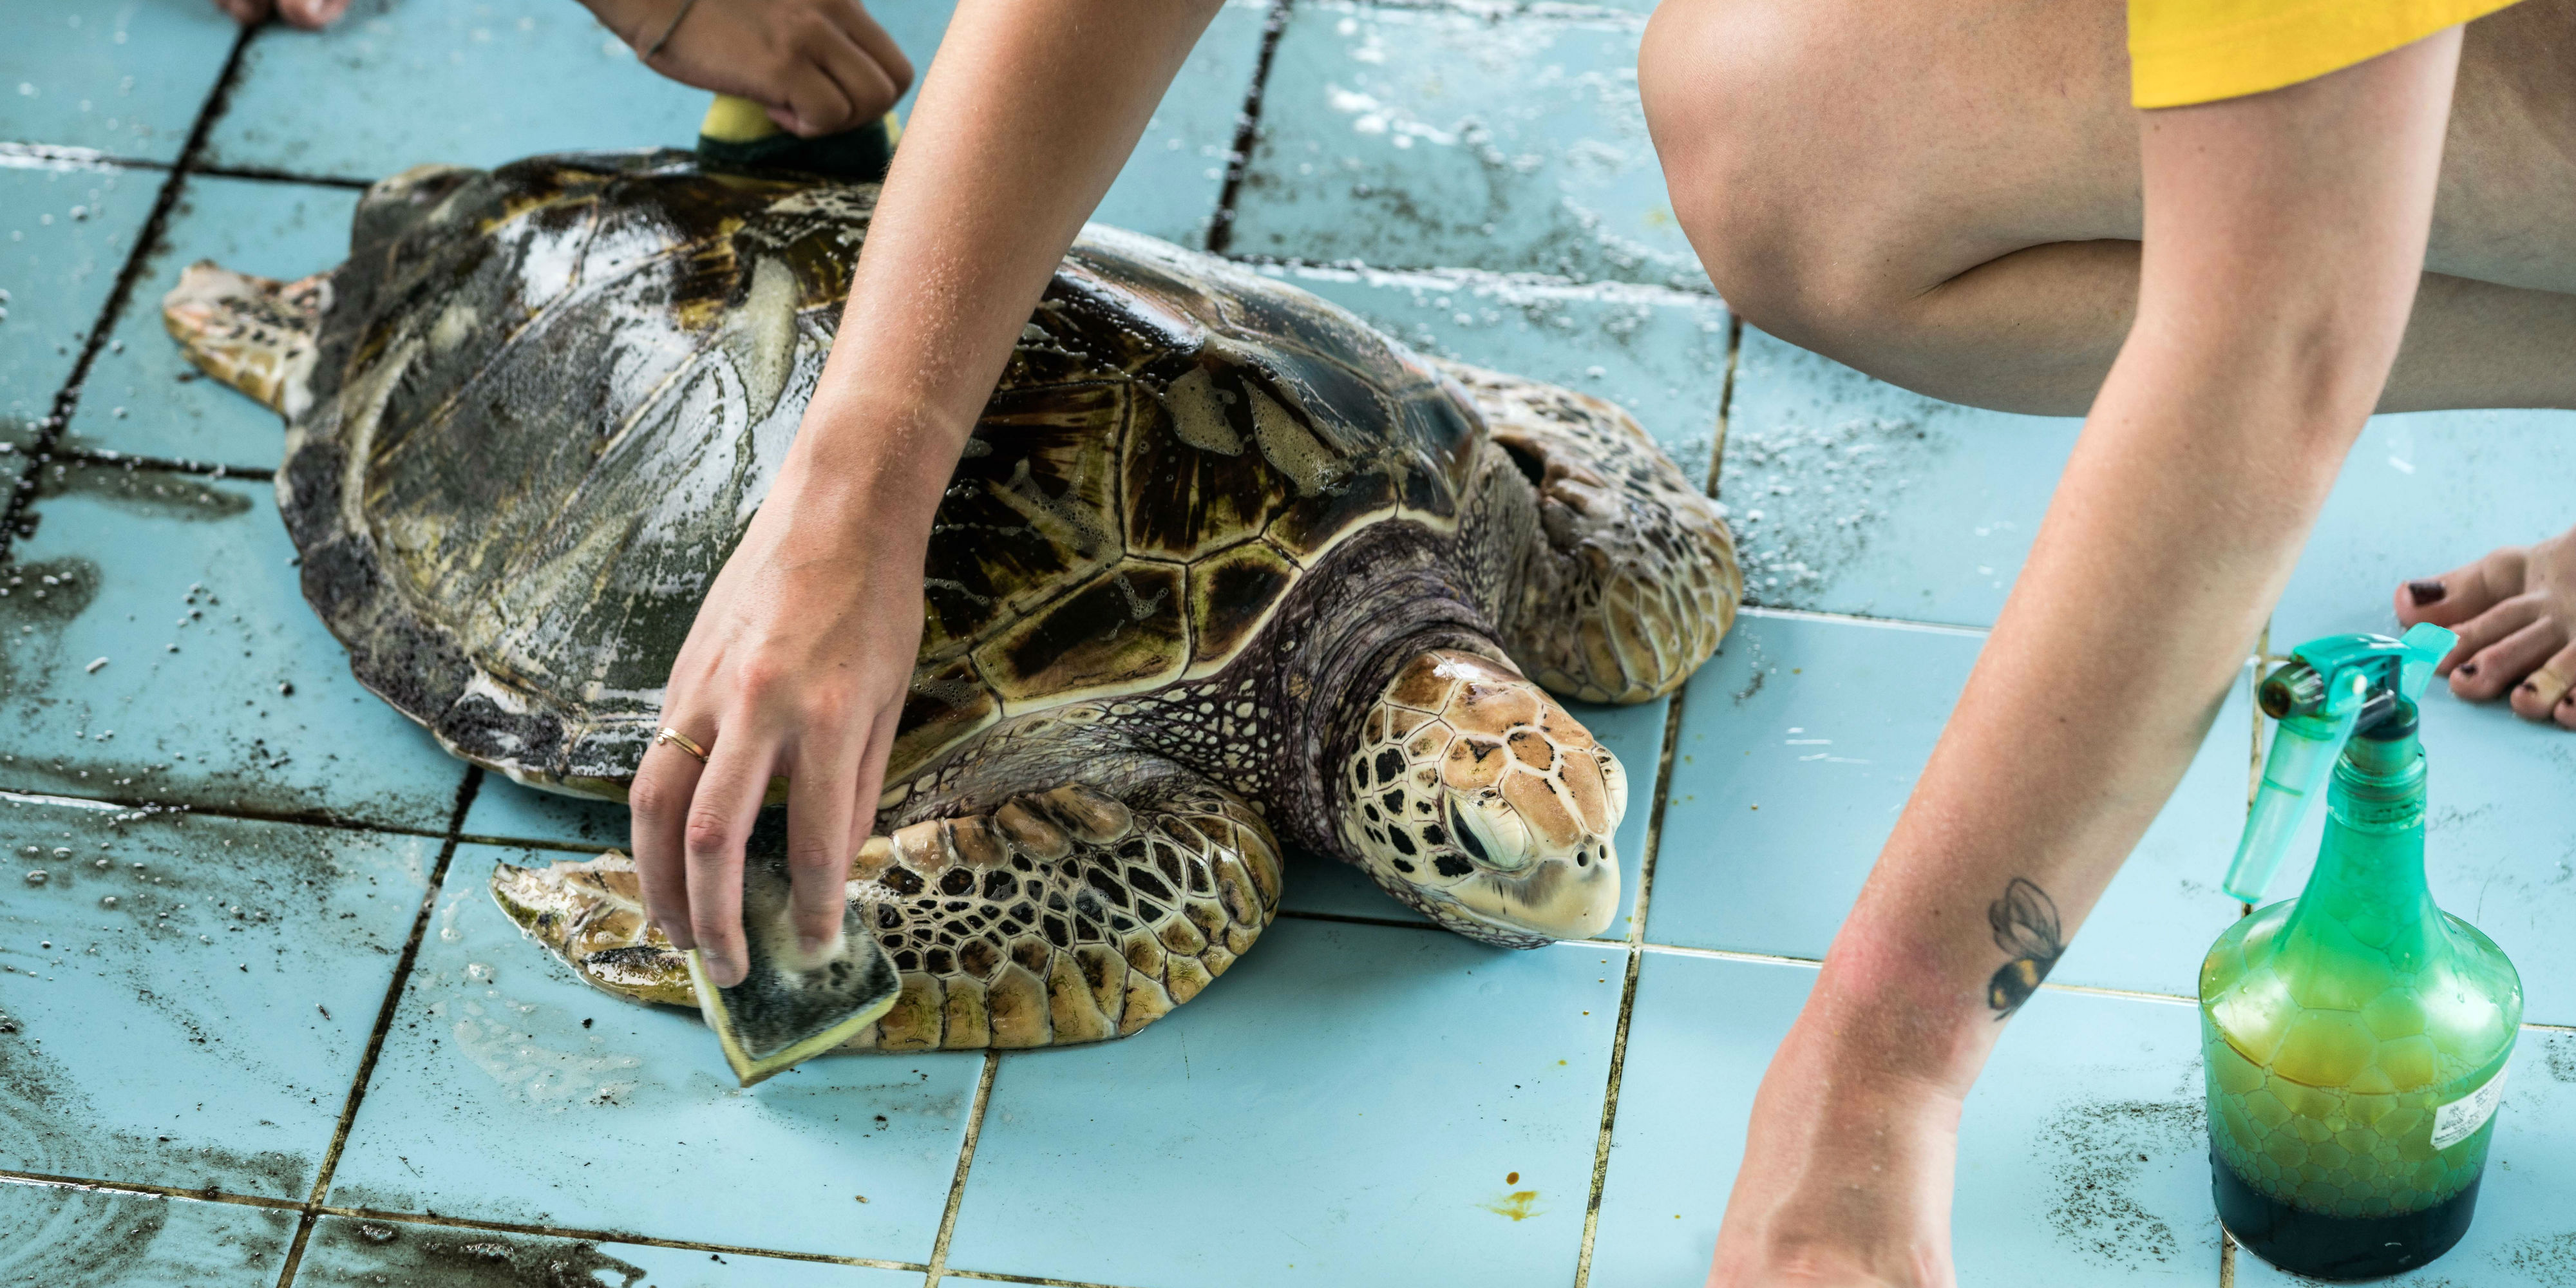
1734 603 1992 638
1252 259 1719 311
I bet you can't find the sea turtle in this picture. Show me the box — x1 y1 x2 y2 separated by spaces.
164 150 1741 1051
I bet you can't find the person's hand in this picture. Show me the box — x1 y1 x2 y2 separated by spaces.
214 0 351 30
588 0 915 138
628 426 940 987
1705 1001 1966 1288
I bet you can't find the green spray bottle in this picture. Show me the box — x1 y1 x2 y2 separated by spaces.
2202 623 2523 1278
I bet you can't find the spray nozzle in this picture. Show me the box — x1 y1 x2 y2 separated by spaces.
2221 623 2454 903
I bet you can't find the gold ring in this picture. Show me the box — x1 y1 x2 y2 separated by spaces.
655 726 711 763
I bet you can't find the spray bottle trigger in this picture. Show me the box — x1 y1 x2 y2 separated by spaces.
2224 703 2356 904
2396 622 2456 703
2222 625 2454 905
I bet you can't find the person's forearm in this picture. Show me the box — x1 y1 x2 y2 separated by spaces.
785 0 1225 518
1799 35 2462 1095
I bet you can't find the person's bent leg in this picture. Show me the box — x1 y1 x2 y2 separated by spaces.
1640 0 2576 417
1642 0 2576 715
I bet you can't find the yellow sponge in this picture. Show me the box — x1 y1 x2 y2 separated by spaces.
696 93 902 181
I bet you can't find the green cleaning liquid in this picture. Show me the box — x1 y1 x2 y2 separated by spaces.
2202 696 2521 1279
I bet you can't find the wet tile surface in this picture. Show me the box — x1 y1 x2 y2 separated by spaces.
64 175 360 469
0 0 241 163
1231 0 1702 288
206 0 706 180
205 0 1264 249
328 843 982 1262
1 464 472 829
0 1181 298 1287
0 795 435 1199
1591 953 2219 1287
1092 0 1273 246
945 918 1623 1288
18 0 2576 1282
1647 611 2249 998
2232 1028 2576 1288
0 162 156 424
1720 327 2084 627
292 1213 927 1287
460 774 630 852
2277 408 2576 643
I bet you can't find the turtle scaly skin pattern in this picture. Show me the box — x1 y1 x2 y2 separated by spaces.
163 151 1742 1048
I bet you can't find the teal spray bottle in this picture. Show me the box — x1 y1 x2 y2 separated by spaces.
2201 623 2523 1278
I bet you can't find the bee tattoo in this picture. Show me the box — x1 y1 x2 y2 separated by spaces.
1985 877 2063 1019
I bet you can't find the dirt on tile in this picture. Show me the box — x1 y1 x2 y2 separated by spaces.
31 460 253 522
0 555 101 694
301 1218 650 1288
0 1184 175 1288
2500 1230 2576 1288
1720 414 1944 607
2544 1032 2576 1084
0 1008 311 1196
2032 1097 2206 1271
0 799 426 1193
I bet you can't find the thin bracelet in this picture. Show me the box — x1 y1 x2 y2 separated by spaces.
643 0 701 58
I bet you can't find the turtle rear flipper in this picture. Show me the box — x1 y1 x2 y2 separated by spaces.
1437 357 1742 705
491 757 1282 1057
160 263 330 417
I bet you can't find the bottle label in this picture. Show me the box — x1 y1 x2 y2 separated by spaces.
2430 1068 2510 1151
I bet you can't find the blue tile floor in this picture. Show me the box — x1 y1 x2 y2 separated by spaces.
5 2 2576 1285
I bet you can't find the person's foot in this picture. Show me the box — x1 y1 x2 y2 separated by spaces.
214 0 352 31
2395 522 2576 728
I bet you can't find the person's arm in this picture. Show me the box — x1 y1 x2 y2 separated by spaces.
628 0 1226 987
1709 30 2463 1287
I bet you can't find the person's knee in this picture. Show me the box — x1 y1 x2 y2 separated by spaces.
1640 0 1889 345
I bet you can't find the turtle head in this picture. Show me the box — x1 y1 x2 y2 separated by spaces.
161 262 330 419
1339 649 1625 947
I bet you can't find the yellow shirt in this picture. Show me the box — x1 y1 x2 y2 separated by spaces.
2130 0 2524 107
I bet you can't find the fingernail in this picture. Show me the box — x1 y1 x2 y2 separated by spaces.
2407 580 2445 605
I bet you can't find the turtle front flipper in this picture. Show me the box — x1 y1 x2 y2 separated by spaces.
492 852 696 1007
493 761 1282 1052
160 263 330 417
1439 358 1742 705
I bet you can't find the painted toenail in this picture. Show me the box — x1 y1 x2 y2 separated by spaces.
2407 580 2447 605
2461 662 2479 677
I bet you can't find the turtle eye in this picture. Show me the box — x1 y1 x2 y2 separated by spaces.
1446 796 1534 872
1447 798 1490 864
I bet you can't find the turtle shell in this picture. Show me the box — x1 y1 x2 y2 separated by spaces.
283 151 1484 797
